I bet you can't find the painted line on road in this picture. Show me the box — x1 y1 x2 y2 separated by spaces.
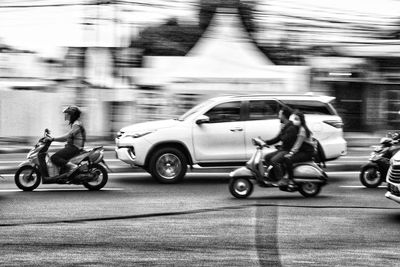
0 188 124 192
1 171 360 177
339 185 387 188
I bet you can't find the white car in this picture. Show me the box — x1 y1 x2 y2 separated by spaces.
115 94 347 183
385 151 400 204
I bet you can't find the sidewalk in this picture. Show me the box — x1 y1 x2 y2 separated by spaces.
0 132 384 154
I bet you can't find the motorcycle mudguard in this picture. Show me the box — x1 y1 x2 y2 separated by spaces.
18 160 34 168
229 167 254 178
360 162 378 171
293 163 326 179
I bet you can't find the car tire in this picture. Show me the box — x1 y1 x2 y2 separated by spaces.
149 147 188 184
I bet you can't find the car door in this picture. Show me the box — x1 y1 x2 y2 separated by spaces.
192 101 246 162
244 100 281 158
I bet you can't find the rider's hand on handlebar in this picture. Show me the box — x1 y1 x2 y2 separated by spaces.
284 152 293 159
43 136 54 143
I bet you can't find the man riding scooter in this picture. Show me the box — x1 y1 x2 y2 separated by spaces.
42 105 86 178
264 106 298 187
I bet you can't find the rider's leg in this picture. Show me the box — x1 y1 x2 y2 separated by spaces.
50 145 80 174
269 150 287 183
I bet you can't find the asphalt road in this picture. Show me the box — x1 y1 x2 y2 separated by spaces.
1 151 400 266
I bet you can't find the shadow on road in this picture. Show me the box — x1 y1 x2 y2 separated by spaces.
114 176 230 185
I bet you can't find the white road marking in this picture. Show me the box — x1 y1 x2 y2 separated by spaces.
340 185 387 188
0 188 124 192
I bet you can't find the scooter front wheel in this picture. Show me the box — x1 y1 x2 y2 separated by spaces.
15 166 41 191
359 166 382 188
229 177 253 199
298 182 321 197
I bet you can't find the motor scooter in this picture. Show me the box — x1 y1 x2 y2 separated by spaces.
229 137 327 198
359 133 400 188
14 129 110 191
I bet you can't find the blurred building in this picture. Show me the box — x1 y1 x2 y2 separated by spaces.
309 40 400 131
135 8 310 117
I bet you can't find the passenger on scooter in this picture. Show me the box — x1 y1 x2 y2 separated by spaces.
283 110 315 186
45 105 86 176
264 106 298 187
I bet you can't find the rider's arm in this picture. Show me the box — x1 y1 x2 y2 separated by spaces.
289 128 306 155
52 125 79 142
265 133 281 146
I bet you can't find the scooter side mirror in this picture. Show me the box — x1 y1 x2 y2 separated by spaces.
45 128 51 135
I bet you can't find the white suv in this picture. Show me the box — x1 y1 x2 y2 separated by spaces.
115 94 347 183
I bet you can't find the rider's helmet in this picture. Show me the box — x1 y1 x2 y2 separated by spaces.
63 105 81 124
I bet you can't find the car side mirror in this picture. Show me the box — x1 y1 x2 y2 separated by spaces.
196 115 210 125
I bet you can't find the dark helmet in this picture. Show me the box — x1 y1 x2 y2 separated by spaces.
63 105 81 123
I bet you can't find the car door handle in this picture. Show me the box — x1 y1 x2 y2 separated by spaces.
230 127 243 132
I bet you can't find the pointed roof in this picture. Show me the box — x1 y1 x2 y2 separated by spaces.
168 9 279 80
137 9 308 85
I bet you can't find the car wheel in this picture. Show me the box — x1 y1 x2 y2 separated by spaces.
149 147 188 184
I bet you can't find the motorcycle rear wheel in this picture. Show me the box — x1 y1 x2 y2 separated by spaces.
298 182 321 197
229 177 253 199
359 166 382 188
15 166 41 191
83 164 108 191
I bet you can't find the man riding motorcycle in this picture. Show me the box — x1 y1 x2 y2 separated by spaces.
264 106 298 187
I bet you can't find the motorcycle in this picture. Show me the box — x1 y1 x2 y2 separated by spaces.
359 133 400 188
14 129 110 191
229 137 327 199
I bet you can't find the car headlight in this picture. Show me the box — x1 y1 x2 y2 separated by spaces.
125 131 153 138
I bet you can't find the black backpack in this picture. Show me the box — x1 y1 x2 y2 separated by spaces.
312 138 326 168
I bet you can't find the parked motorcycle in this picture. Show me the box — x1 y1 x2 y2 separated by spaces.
15 129 109 191
229 137 327 198
359 133 400 188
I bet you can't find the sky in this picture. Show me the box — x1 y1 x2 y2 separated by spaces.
0 0 399 57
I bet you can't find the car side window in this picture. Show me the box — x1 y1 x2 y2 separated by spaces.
248 100 278 120
205 101 241 123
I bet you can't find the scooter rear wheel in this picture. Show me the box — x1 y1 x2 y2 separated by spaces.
298 182 321 197
229 177 253 199
83 164 108 191
359 166 382 188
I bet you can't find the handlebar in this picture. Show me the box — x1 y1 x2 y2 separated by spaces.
252 137 267 147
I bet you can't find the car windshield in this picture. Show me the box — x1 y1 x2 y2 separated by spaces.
178 101 212 121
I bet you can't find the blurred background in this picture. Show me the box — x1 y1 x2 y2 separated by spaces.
1 0 400 141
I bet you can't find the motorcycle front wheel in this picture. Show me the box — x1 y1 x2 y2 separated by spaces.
14 165 41 191
229 177 253 199
359 166 382 188
83 163 108 191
